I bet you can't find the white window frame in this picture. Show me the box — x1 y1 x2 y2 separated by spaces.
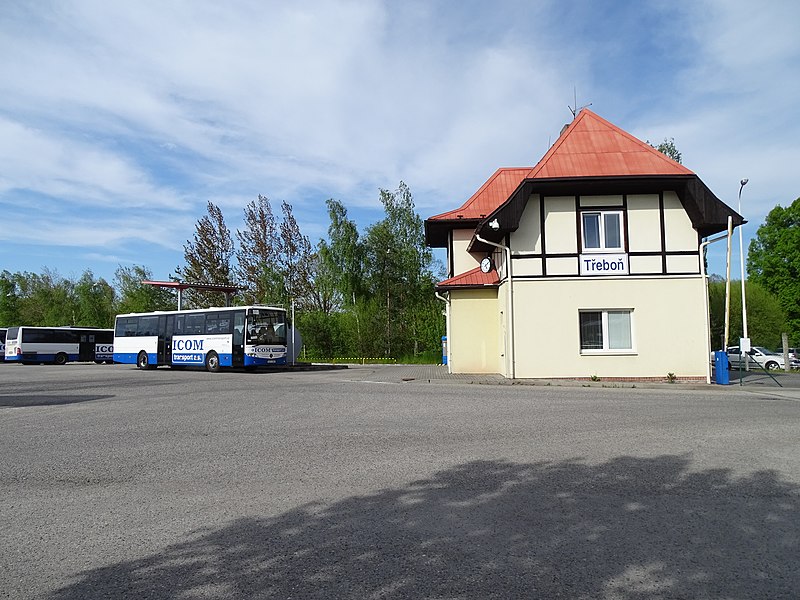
579 309 636 354
581 210 624 252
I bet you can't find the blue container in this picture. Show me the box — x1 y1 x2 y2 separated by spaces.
714 351 729 385
441 336 448 365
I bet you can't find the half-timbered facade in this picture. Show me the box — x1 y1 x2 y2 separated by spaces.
425 109 743 381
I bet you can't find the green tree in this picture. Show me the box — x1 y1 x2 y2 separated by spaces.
747 198 800 344
708 280 788 349
322 199 364 305
0 271 21 326
2 269 117 327
306 248 339 315
74 270 115 327
277 200 315 311
648 137 682 164
15 268 77 326
362 182 441 357
175 201 234 308
114 265 176 314
316 199 366 352
235 194 282 305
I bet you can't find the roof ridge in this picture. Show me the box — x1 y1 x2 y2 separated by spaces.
527 108 693 179
526 109 588 178
580 109 694 173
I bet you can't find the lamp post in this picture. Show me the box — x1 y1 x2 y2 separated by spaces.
738 178 749 369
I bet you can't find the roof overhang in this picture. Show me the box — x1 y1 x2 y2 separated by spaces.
424 218 481 248
468 175 745 252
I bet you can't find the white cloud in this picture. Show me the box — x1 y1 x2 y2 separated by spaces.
628 0 800 257
1 0 798 281
0 118 188 210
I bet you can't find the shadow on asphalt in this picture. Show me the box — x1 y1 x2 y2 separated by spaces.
726 369 800 388
0 394 115 408
49 456 799 599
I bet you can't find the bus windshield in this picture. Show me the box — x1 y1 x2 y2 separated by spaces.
247 310 286 346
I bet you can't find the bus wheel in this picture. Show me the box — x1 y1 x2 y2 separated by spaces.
137 351 151 370
54 353 68 365
205 351 221 373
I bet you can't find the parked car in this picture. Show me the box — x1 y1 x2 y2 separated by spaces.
774 347 799 368
726 346 799 370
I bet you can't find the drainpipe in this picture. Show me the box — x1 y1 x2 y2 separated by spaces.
476 234 515 379
435 291 451 374
700 230 730 384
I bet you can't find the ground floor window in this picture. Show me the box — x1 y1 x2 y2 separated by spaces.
579 309 633 351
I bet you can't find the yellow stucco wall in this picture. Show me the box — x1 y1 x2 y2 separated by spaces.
511 276 709 379
448 288 502 374
443 190 708 379
512 194 542 253
543 197 578 254
664 191 698 252
627 194 661 253
451 229 481 275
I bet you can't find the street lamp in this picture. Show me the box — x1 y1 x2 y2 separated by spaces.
738 179 749 364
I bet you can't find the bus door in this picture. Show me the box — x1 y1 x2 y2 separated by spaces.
232 311 245 366
157 315 168 364
79 334 95 362
163 315 175 364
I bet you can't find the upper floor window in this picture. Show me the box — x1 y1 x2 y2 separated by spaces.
582 211 623 251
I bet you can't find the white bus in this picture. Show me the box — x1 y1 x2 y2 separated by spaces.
113 305 287 372
4 326 114 364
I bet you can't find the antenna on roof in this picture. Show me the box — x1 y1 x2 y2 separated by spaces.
568 86 592 119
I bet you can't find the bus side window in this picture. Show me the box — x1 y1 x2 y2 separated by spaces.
126 318 138 337
217 313 232 335
185 314 204 335
139 316 159 337
205 317 218 334
175 315 184 334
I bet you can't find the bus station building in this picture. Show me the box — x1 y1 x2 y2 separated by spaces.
424 109 743 381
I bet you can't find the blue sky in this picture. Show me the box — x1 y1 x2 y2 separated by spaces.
1 0 798 284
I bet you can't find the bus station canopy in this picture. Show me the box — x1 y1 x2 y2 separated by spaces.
141 280 242 309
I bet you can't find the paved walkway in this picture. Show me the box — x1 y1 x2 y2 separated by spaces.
331 363 800 400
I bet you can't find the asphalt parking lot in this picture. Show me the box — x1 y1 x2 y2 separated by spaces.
1 363 799 599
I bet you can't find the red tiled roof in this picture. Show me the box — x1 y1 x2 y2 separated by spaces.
526 109 694 179
428 110 691 227
428 168 530 221
436 266 500 290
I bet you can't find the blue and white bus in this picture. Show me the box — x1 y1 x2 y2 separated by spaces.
113 305 287 372
4 326 114 364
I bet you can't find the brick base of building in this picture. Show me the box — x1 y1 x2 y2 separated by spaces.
557 376 708 384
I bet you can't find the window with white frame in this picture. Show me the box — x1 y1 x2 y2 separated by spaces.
581 211 623 251
579 309 633 351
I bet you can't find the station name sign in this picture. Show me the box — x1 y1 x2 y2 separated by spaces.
579 253 629 276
